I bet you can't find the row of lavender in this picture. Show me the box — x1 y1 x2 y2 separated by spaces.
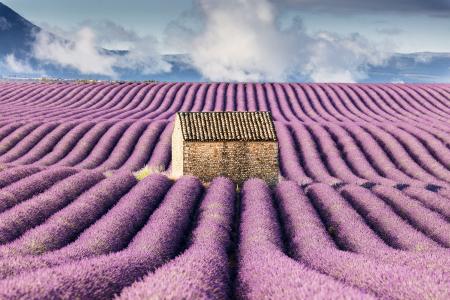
0 81 448 298
0 168 448 299
0 83 448 127
0 119 448 188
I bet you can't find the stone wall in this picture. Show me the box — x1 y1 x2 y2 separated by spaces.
183 141 279 186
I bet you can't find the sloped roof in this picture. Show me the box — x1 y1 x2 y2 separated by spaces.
177 111 277 142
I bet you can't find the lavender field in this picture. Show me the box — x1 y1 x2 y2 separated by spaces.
0 81 449 299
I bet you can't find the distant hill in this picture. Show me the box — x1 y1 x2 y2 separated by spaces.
0 2 41 58
0 1 449 82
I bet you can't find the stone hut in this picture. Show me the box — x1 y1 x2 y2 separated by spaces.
171 111 279 186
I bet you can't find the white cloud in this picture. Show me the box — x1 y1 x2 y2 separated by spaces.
1 54 38 74
114 35 172 75
189 0 303 81
413 52 435 64
33 27 118 77
33 22 171 77
305 32 391 82
79 20 141 49
166 0 392 82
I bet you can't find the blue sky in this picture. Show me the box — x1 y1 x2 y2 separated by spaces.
4 0 450 53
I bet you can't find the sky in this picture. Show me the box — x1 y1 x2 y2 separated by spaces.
4 0 450 54
1 0 449 82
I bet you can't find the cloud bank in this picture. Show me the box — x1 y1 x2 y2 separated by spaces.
34 28 118 77
0 54 44 78
33 22 171 78
3 54 36 73
4 0 398 82
166 0 392 82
